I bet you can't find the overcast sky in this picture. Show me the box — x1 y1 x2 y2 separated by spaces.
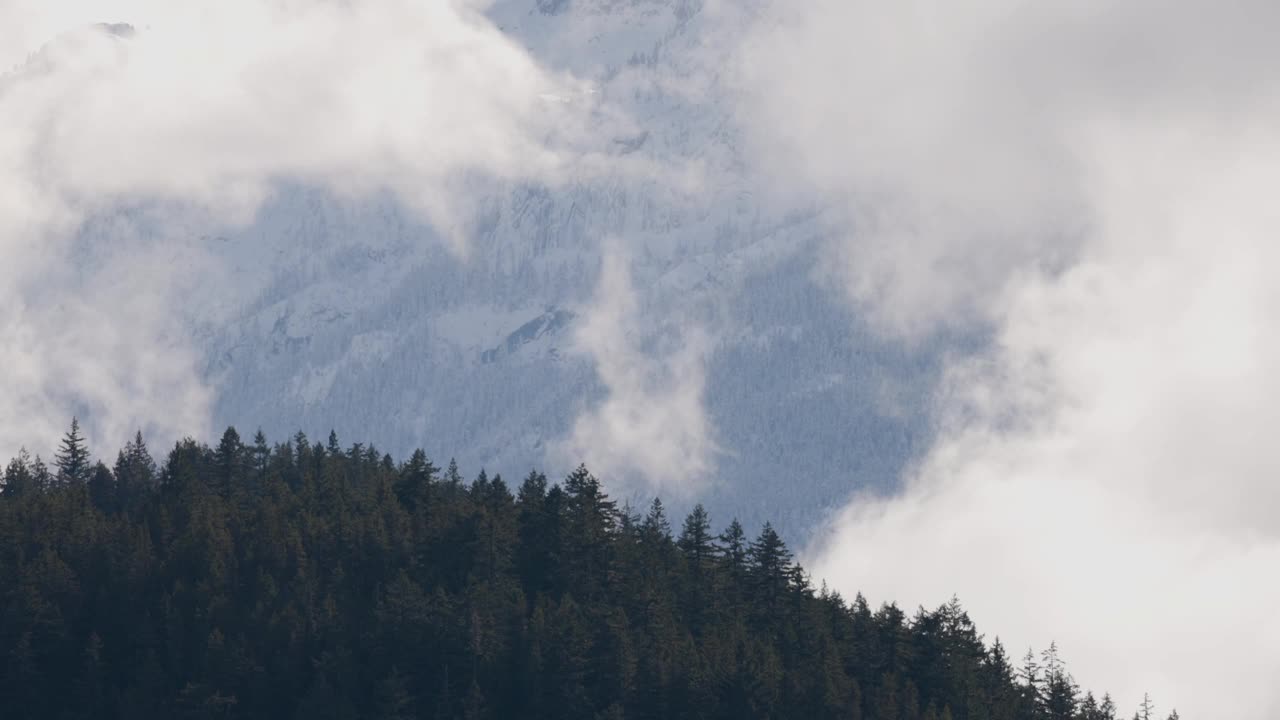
5 2 1279 717
0 0 604 457
734 2 1280 717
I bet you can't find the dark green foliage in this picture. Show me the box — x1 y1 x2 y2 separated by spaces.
2 450 40 498
54 417 92 486
0 428 1143 719
114 431 158 514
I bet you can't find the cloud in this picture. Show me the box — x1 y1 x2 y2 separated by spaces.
734 1 1280 717
555 242 719 499
0 0 599 459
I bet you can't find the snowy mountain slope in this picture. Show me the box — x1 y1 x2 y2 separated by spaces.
130 0 943 538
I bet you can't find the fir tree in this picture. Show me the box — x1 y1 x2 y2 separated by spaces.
114 430 157 512
748 522 794 616
677 504 714 567
1101 693 1119 720
54 417 91 485
2 450 35 497
1138 692 1156 720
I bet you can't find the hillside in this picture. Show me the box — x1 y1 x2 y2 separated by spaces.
0 425 1158 719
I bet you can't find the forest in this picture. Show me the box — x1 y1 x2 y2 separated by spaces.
0 420 1176 720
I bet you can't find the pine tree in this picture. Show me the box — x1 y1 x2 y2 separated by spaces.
516 470 555 599
1100 693 1119 720
1081 692 1101 720
677 504 714 568
1038 641 1078 720
54 417 91 485
215 426 246 498
641 497 672 541
88 461 116 511
719 518 747 570
1043 664 1078 719
251 428 271 473
114 430 157 512
1137 692 1155 720
2 450 35 497
29 455 52 492
748 522 793 617
677 504 716 632
1018 647 1043 714
444 458 464 488
396 449 438 512
561 465 617 600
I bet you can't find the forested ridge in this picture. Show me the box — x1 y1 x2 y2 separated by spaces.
0 421 1175 720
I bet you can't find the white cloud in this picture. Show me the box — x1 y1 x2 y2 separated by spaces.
735 1 1280 716
0 0 597 459
555 242 719 499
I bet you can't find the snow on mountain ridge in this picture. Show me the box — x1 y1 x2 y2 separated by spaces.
49 0 942 539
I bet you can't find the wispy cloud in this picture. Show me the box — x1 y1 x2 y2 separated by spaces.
555 242 719 499
0 0 598 458
734 1 1280 716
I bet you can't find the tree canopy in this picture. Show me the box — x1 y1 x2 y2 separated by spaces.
0 423 1178 720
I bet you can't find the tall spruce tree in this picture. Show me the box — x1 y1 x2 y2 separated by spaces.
114 430 156 512
1138 692 1156 720
54 417 91 485
2 450 35 497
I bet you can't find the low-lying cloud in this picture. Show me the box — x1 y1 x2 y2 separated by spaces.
736 1 1280 717
0 0 598 458
556 242 719 499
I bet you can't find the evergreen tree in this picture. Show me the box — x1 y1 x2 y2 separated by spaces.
1100 693 1119 720
54 417 91 485
1018 647 1043 714
677 504 715 568
1081 692 1101 720
2 450 36 497
748 522 793 618
641 497 672 541
115 430 157 512
396 448 438 512
0 427 1137 720
718 518 748 576
1040 641 1078 720
1137 692 1156 720
251 429 271 473
444 458 464 488
516 470 556 599
215 426 247 499
560 464 617 600
88 461 116 511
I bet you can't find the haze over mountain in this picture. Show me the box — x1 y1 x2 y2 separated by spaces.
5 1 1280 717
41 0 946 537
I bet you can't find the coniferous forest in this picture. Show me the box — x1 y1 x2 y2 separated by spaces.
0 422 1176 720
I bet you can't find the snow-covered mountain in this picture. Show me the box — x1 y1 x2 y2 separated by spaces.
155 0 940 538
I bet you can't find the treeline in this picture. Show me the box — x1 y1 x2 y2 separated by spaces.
0 421 1175 720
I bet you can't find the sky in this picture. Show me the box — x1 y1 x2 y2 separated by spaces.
4 1 1279 717
734 1 1280 717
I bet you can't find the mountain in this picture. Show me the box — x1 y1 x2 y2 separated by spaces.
151 0 940 538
